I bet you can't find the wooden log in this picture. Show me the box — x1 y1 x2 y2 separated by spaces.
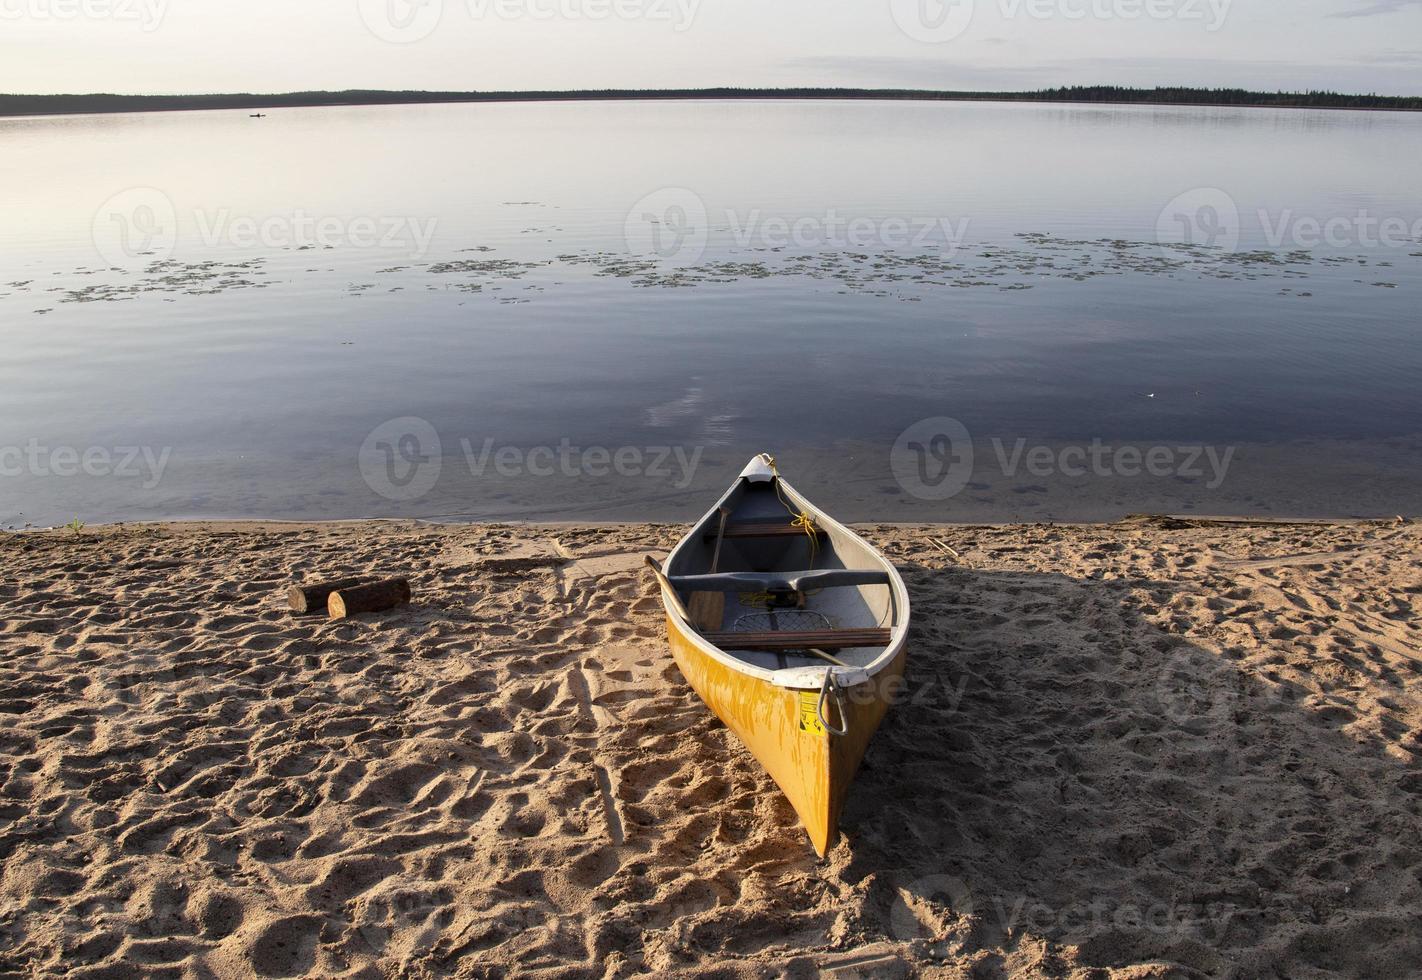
328 579 412 619
288 577 367 615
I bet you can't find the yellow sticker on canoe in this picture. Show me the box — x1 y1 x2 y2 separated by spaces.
797 690 825 735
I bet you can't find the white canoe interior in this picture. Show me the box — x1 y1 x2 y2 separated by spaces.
664 457 908 682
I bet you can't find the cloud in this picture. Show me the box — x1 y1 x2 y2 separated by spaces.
1349 49 1422 65
1331 0 1422 18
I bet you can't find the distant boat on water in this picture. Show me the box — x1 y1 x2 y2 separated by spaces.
250 113 267 118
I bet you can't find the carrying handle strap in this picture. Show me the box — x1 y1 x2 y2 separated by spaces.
817 670 849 737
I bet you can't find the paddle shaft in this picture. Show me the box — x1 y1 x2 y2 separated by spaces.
807 648 851 667
709 507 730 572
687 508 732 631
644 555 693 622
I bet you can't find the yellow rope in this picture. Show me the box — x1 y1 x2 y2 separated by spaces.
738 590 778 610
760 453 820 562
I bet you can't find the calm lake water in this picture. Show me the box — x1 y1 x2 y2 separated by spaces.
2 100 1420 527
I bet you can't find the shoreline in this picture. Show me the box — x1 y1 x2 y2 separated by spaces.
5 512 1408 536
3 88 1420 120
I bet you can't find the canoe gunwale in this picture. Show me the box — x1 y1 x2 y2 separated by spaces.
660 469 911 692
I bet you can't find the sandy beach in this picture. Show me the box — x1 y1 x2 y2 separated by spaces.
2 516 1420 978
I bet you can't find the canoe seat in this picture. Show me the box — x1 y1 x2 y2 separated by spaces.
668 569 890 593
702 521 827 541
702 628 892 651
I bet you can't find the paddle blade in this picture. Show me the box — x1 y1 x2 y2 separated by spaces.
686 590 725 632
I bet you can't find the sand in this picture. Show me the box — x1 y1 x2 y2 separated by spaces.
1 517 1420 978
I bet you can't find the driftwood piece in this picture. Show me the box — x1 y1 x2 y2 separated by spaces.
328 579 412 619
288 577 367 615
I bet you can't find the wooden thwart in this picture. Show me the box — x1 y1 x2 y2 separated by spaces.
702 522 828 541
702 628 891 651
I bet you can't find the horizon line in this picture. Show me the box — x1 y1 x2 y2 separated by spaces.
2 86 1419 119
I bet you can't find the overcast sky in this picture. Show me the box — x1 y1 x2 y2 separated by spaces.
3 0 1420 95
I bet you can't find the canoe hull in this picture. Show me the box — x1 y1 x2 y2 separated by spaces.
666 611 906 856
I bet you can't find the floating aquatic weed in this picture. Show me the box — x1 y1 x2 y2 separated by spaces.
427 258 542 275
425 257 546 293
54 257 277 303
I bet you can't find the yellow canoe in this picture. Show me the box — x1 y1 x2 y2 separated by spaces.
650 454 910 856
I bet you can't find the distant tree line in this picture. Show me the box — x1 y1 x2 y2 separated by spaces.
2 86 1418 117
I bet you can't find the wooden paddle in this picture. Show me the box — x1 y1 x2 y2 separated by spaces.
687 507 731 631
644 555 693 623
